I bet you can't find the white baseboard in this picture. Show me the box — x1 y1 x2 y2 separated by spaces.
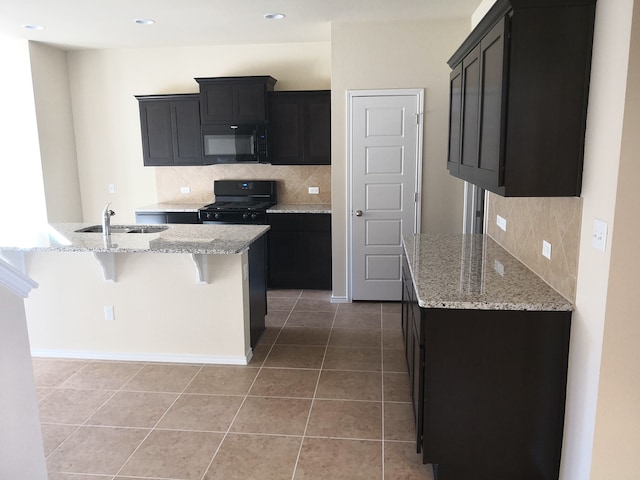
31 349 251 365
331 295 350 304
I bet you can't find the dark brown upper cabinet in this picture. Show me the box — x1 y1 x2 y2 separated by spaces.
268 90 331 165
136 94 204 166
447 0 596 197
195 76 277 125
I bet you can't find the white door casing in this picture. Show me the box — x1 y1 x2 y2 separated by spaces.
348 90 423 301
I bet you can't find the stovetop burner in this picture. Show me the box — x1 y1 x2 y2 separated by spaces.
201 200 274 212
199 180 277 224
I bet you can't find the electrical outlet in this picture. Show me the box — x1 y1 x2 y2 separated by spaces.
496 215 507 231
593 219 608 252
494 260 505 276
104 305 115 321
108 183 115 194
542 240 552 260
180 186 191 194
308 186 319 194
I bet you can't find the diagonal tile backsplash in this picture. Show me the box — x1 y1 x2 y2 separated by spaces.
155 165 331 205
486 193 582 302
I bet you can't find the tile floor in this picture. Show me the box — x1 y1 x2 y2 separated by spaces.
34 289 434 480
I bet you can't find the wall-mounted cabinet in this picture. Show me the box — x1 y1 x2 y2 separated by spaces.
447 0 596 197
136 94 203 166
195 76 276 125
268 90 331 165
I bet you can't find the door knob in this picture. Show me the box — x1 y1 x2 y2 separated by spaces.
355 210 363 217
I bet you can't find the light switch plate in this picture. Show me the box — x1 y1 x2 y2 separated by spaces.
308 186 319 194
593 219 608 252
108 183 115 194
180 186 191 194
104 305 115 321
542 240 552 259
496 215 507 231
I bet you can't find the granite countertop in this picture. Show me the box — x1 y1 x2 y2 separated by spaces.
403 233 573 311
267 204 332 214
0 223 270 255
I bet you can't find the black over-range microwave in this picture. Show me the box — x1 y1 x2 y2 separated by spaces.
202 124 268 164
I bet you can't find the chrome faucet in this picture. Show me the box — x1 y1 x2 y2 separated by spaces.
102 203 115 236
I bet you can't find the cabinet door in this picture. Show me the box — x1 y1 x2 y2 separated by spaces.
171 98 204 165
447 64 463 174
459 44 482 181
234 83 268 123
199 83 235 124
269 94 303 164
139 101 174 166
475 17 507 189
303 91 331 165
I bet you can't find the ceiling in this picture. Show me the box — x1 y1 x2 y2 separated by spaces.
0 0 481 50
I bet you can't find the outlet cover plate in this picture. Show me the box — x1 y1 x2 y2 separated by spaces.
496 215 507 231
308 186 319 194
542 240 552 259
593 219 608 252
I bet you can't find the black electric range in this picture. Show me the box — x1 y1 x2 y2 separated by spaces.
198 180 277 224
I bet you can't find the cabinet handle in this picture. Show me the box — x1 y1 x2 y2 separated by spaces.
355 210 363 217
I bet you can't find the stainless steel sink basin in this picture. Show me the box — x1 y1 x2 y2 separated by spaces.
75 225 168 234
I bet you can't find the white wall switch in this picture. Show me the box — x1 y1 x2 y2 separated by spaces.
308 186 320 194
593 219 608 252
542 240 552 259
496 215 507 231
104 305 115 321
108 183 115 194
180 186 191 194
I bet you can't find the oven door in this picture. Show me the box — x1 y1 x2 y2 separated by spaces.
202 124 268 164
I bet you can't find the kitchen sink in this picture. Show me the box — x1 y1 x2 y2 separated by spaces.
75 225 168 234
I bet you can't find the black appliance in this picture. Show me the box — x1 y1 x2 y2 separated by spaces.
202 124 268 164
199 180 277 224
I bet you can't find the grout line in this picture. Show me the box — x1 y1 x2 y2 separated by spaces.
290 293 338 480
380 302 386 480
198 291 301 480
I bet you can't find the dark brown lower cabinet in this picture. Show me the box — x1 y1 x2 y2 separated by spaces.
402 258 571 480
267 213 331 290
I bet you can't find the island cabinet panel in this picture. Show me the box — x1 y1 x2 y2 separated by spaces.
446 0 596 197
267 213 332 289
137 94 204 167
268 90 331 165
401 262 572 480
196 76 277 125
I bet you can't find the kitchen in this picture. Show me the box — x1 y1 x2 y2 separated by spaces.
0 0 639 479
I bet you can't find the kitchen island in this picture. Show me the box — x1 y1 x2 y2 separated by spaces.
402 233 572 480
0 223 269 365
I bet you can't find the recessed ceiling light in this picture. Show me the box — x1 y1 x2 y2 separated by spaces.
134 18 155 25
264 13 285 20
23 24 45 31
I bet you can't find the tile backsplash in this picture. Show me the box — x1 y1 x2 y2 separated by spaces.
155 165 331 205
486 193 582 302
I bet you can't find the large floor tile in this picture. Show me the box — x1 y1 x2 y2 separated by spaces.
86 391 177 428
267 289 302 298
230 397 312 435
32 359 89 388
383 328 404 349
49 474 112 480
293 298 338 313
315 370 382 401
323 347 382 372
38 389 115 424
256 327 282 345
383 372 412 403
337 302 382 314
382 312 403 330
286 310 336 328
40 423 78 456
384 441 435 480
185 366 259 395
384 402 415 441
329 327 381 348
263 345 326 369
46 426 148 475
333 310 382 329
382 302 402 314
204 434 302 480
121 363 201 393
268 296 298 311
306 399 382 440
249 368 320 398
300 290 332 300
383 348 408 373
60 362 145 390
157 394 243 432
294 437 382 480
276 326 331 346
265 310 290 327
119 429 223 480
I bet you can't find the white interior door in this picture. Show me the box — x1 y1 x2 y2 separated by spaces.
349 91 422 301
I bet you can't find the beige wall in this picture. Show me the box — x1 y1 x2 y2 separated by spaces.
590 0 640 477
29 42 83 222
66 41 331 224
330 19 469 300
